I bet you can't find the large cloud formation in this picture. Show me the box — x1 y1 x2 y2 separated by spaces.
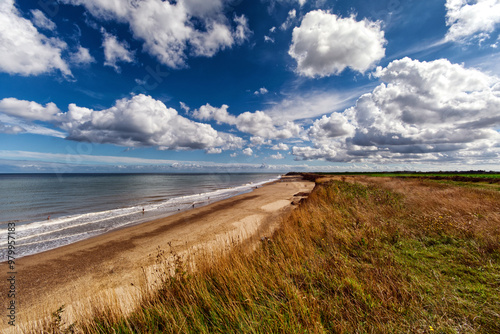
59 95 244 151
445 0 500 42
0 94 244 152
289 10 386 77
293 57 500 164
61 0 251 69
0 0 71 76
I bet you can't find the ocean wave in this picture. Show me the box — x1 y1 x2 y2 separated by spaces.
0 176 279 262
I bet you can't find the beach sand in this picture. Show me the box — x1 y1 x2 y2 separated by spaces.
1 175 314 330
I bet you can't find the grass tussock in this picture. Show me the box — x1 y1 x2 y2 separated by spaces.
43 178 500 333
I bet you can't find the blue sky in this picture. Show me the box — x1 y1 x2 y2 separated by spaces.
0 0 499 173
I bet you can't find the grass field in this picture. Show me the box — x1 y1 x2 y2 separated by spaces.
315 172 500 179
314 172 500 191
40 175 500 333
373 173 500 178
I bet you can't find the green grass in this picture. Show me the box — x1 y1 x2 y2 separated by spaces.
315 172 500 179
393 238 500 331
426 179 500 191
377 173 500 179
317 171 500 191
43 178 500 333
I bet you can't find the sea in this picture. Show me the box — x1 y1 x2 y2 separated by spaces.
0 173 281 262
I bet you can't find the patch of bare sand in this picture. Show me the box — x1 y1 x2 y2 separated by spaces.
0 177 314 331
261 200 291 212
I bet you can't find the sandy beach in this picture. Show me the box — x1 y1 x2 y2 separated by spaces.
1 175 314 330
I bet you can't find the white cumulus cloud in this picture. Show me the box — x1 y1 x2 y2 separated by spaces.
192 104 302 139
102 29 135 71
0 0 71 76
289 10 386 77
270 152 284 159
70 46 95 65
445 0 500 42
206 147 222 154
308 113 355 140
271 143 289 150
192 104 236 124
250 136 272 146
61 0 252 69
243 147 253 156
0 98 61 121
59 94 244 151
0 95 244 152
293 144 347 162
254 87 269 95
293 57 500 164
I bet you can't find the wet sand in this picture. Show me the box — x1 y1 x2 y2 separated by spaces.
0 175 314 330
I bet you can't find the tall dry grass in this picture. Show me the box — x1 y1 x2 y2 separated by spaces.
37 177 500 333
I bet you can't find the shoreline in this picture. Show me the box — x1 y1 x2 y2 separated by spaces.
1 175 314 330
0 174 280 263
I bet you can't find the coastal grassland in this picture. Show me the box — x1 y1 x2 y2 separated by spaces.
315 172 500 179
43 177 500 333
317 171 500 191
